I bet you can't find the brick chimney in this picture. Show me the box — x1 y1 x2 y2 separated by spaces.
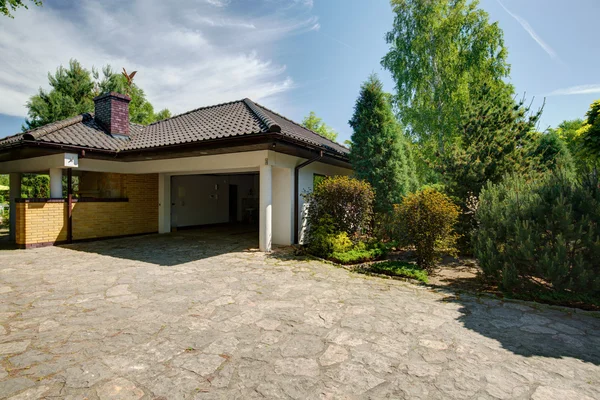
93 92 131 136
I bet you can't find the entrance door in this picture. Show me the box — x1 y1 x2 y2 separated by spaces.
229 184 238 223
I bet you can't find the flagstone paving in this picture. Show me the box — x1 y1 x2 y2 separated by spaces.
0 228 599 399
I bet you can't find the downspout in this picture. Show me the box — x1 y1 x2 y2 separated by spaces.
294 150 323 244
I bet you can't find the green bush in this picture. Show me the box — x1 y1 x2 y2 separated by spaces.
304 176 374 239
306 216 354 258
394 188 460 269
369 261 428 283
474 170 600 296
304 176 375 259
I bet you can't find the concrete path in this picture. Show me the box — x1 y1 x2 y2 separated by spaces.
0 228 599 399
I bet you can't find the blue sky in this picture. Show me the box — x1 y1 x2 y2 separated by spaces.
0 0 599 144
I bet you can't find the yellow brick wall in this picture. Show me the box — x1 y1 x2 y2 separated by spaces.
15 202 67 246
15 173 158 246
73 174 158 240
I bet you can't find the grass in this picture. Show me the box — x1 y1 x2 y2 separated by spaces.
368 261 429 283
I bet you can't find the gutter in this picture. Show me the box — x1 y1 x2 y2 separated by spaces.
294 150 323 244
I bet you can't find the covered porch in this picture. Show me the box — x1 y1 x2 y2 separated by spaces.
0 149 330 252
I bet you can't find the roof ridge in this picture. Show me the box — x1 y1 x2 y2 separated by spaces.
147 98 247 127
251 101 348 150
23 113 92 141
242 98 281 133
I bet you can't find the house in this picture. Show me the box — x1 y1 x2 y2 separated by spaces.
0 93 351 251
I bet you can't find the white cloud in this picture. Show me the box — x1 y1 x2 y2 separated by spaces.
0 0 318 117
547 84 600 96
497 0 560 62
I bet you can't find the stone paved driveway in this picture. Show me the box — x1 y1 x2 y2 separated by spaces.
0 227 599 399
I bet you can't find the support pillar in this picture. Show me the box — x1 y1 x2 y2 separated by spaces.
158 173 171 234
8 173 21 242
49 168 63 198
259 164 272 252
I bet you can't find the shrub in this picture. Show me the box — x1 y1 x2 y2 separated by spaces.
304 176 374 245
474 170 600 296
308 216 354 258
394 188 460 269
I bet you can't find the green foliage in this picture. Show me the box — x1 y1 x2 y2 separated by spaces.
97 66 171 125
435 85 542 250
394 188 460 269
304 176 374 240
302 111 338 142
369 261 428 283
474 171 600 297
529 131 575 176
1 0 41 18
25 60 96 130
21 174 49 198
349 74 418 213
382 0 512 155
24 59 170 131
330 247 386 265
306 217 353 258
548 118 594 173
578 99 600 164
0 175 8 203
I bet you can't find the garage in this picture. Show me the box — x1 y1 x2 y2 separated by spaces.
170 173 260 239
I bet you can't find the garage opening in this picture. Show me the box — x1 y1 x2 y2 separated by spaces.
170 173 259 240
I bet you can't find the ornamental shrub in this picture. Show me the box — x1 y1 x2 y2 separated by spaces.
474 170 600 296
394 188 460 269
304 176 374 239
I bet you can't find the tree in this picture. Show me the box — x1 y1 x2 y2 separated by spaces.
578 99 600 165
1 0 41 18
382 0 512 156
24 59 170 131
349 74 419 213
25 60 95 130
302 112 338 142
436 84 542 250
96 66 171 125
529 131 575 176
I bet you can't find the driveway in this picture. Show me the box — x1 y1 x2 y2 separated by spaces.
0 228 599 399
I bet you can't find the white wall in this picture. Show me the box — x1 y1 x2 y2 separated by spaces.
171 175 229 227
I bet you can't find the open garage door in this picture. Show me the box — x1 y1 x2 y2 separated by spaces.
170 173 259 235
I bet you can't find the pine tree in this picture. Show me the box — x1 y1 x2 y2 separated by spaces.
349 74 418 213
24 59 170 131
437 84 542 250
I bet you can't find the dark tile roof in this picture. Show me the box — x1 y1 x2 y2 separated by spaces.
0 99 349 157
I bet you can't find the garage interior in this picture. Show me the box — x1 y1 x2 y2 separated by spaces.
170 173 260 237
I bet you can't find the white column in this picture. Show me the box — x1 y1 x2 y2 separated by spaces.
49 168 63 198
271 167 293 246
158 173 171 234
8 173 21 242
259 164 272 252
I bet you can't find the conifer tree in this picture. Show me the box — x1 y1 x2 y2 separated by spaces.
437 84 542 250
349 74 418 213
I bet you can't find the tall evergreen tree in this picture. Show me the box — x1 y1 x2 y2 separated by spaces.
24 59 170 131
436 84 542 250
349 74 418 213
